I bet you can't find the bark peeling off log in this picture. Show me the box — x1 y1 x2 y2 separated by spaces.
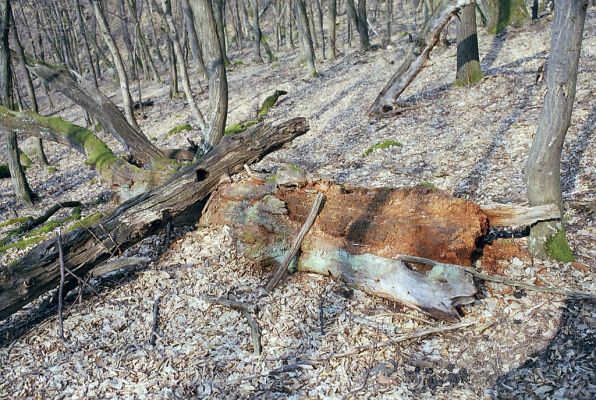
201 180 489 321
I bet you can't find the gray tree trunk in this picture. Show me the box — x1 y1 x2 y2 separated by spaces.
455 1 482 86
179 0 208 78
295 0 318 76
213 0 231 65
327 0 337 59
249 0 264 63
191 0 229 149
346 0 370 49
92 0 140 131
525 0 588 260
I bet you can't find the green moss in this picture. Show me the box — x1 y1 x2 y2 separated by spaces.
47 166 58 174
418 181 438 191
488 0 530 34
224 120 258 135
166 123 192 138
545 229 575 263
29 114 118 172
0 216 32 229
455 61 484 87
233 60 245 66
257 90 287 120
26 207 81 237
362 140 402 157
0 235 46 253
19 150 32 168
69 212 103 230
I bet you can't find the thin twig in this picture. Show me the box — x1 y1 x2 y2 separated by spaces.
265 192 325 291
56 228 66 342
150 296 161 347
398 254 596 300
313 320 477 363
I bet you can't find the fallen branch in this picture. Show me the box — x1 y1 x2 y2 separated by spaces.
56 229 66 342
265 192 325 291
202 295 262 355
370 0 473 114
398 254 596 300
314 320 477 362
150 297 160 346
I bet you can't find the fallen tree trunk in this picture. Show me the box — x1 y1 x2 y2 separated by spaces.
201 178 489 321
200 175 568 321
0 118 309 321
370 0 472 115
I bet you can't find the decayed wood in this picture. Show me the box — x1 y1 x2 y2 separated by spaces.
480 203 561 227
0 118 309 321
370 0 473 114
265 192 325 291
398 254 596 300
201 179 489 321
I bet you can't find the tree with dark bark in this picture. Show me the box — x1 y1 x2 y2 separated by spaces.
525 0 588 261
455 0 482 86
346 0 370 50
1 0 36 205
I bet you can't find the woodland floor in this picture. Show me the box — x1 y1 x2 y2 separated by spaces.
0 10 595 400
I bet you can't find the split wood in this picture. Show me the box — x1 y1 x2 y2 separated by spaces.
202 294 262 355
56 228 66 342
398 254 596 300
150 296 161 347
265 192 325 291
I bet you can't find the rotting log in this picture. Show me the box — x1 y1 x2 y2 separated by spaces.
0 118 309 321
201 178 489 321
200 176 568 321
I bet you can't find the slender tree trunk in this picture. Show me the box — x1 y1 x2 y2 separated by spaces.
295 0 318 76
314 0 325 59
249 0 264 63
383 0 392 46
213 0 231 65
92 0 140 130
180 0 207 78
346 0 370 49
327 0 336 59
159 0 207 129
73 0 99 88
191 0 228 149
455 1 482 86
485 0 530 34
525 0 588 260
126 0 161 82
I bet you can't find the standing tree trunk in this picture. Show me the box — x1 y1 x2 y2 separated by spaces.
180 0 207 78
92 0 139 131
213 0 231 65
249 0 264 63
455 1 482 86
525 0 588 261
1 0 36 205
295 0 318 76
484 0 530 34
327 0 337 59
191 0 228 150
346 0 370 49
383 0 392 46
314 0 325 59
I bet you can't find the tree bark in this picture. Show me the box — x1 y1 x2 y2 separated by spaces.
191 0 229 150
92 0 139 131
455 1 482 86
295 0 318 76
3 129 36 205
0 118 308 322
484 0 530 34
525 0 588 259
249 0 264 63
327 0 337 59
179 0 207 78
213 0 231 65
346 0 370 49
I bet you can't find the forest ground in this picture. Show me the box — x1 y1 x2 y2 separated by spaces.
0 10 594 399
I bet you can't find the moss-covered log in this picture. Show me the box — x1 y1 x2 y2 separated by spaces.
0 118 308 321
225 90 287 136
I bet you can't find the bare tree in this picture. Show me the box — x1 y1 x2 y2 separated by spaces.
327 0 337 59
295 0 318 76
346 0 370 49
525 0 588 260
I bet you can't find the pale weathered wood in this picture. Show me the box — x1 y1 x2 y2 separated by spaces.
0 118 308 321
480 203 561 227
